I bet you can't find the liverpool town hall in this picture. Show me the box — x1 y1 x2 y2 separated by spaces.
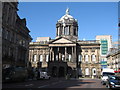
29 8 101 78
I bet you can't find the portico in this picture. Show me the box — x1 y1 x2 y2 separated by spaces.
48 37 80 77
49 42 77 62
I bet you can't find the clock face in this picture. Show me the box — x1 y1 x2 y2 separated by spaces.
65 16 68 20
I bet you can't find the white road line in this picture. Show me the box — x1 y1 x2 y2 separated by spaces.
38 85 49 88
25 84 33 86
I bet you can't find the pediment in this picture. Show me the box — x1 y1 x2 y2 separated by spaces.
52 38 74 44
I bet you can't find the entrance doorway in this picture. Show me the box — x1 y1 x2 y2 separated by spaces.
52 66 57 77
58 67 65 77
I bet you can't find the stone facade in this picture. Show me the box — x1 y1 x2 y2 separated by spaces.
78 40 101 78
2 2 32 68
106 48 120 71
29 8 101 78
29 42 49 68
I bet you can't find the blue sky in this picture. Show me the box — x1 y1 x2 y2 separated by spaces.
17 2 118 42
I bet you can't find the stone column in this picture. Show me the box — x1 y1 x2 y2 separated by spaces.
32 50 34 62
51 47 53 61
53 48 56 61
56 27 58 36
58 27 60 36
63 26 64 35
52 47 54 61
72 47 74 62
68 25 70 35
58 47 59 61
60 53 62 61
65 47 67 62
74 46 76 63
49 47 51 61
71 25 74 35
69 26 71 35
37 49 39 62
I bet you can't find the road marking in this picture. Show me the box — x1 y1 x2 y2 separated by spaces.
38 85 49 88
25 84 33 86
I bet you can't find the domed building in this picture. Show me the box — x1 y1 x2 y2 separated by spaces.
29 8 101 78
56 8 78 41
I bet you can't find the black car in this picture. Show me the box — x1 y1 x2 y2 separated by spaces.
2 66 28 82
106 75 120 89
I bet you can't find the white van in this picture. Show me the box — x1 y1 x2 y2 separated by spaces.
101 68 115 85
39 72 50 79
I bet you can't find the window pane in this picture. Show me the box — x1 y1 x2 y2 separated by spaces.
85 55 88 62
92 68 96 75
40 55 43 62
46 55 49 62
79 55 82 62
92 55 96 61
34 55 37 62
85 68 89 75
68 54 71 62
56 55 58 60
62 54 65 61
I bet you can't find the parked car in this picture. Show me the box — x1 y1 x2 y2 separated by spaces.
101 68 115 85
2 66 28 82
106 75 120 88
37 71 50 80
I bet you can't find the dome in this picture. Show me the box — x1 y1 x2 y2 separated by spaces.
58 8 77 23
56 8 78 41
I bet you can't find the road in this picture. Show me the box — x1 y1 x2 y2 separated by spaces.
2 78 107 89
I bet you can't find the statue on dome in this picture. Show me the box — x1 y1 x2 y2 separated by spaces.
66 8 70 15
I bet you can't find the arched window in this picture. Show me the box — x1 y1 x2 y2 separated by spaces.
85 68 89 75
56 55 58 61
57 27 60 36
62 26 65 35
39 55 43 62
33 55 37 62
62 54 65 61
46 55 49 62
85 54 89 62
78 55 82 62
92 68 96 75
68 54 71 62
65 26 69 35
92 54 96 62
74 28 76 35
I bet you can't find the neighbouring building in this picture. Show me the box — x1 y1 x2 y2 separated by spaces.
29 8 101 78
106 48 120 71
96 35 112 69
2 2 32 69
